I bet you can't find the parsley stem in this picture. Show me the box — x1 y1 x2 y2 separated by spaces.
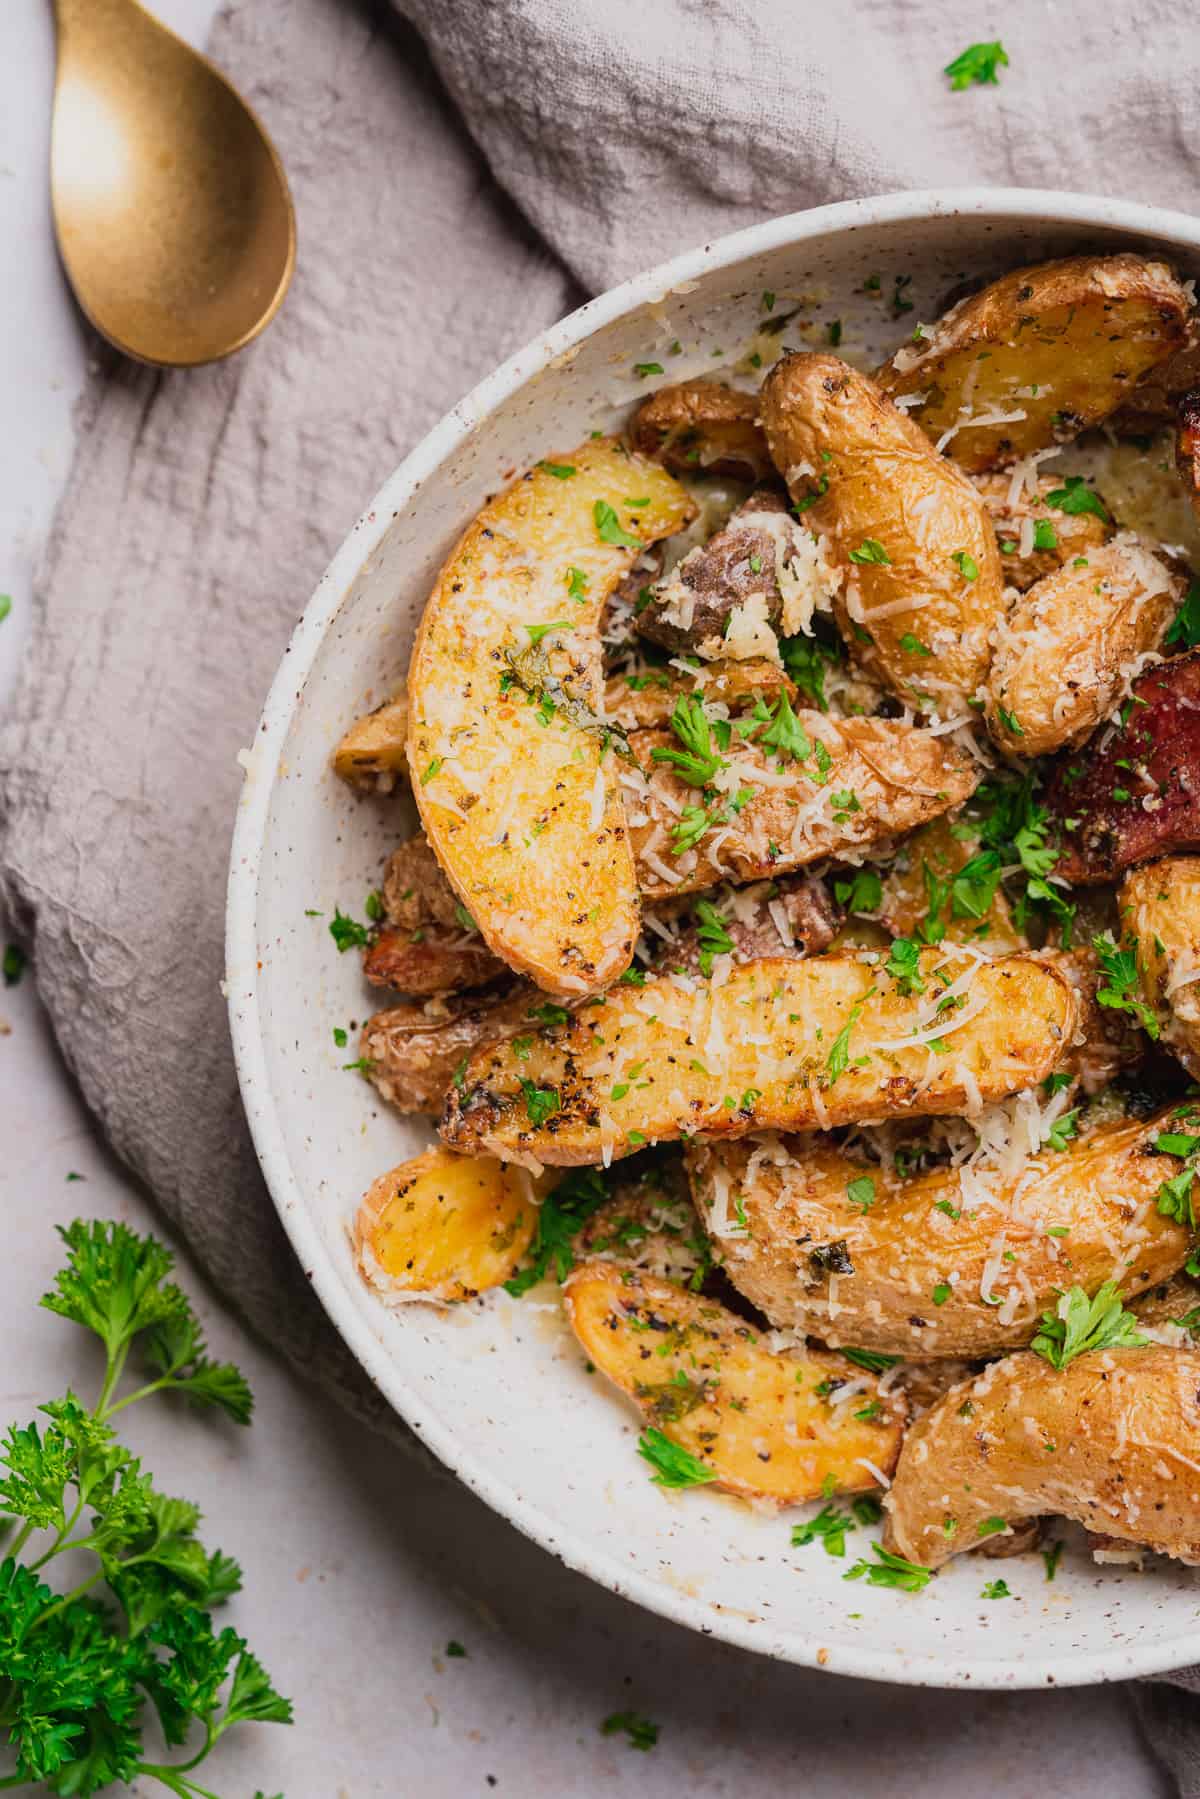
103 1374 176 1417
95 1336 133 1420
25 1491 86 1570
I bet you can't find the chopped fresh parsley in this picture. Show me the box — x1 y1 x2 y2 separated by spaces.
952 551 979 581
332 1026 348 1048
885 937 924 996
976 1516 1008 1538
446 1639 467 1657
943 40 1009 89
633 361 664 378
538 460 576 479
565 565 589 601
637 1427 717 1489
1166 578 1200 649
1030 1281 1147 1369
835 869 883 915
780 627 843 710
844 1544 933 1592
824 1000 866 1084
846 1175 876 1214
1155 1166 1196 1230
758 691 812 764
525 619 573 646
841 1348 901 1374
1045 475 1109 522
981 1578 1012 1600
0 595 11 625
898 632 932 657
594 499 640 548
793 1503 855 1557
1042 1540 1064 1581
848 538 891 567
518 1078 561 1128
694 899 735 976
601 1710 660 1751
505 1167 611 1297
1092 932 1159 1037
3 942 26 987
1044 1108 1081 1153
1032 519 1058 551
329 908 369 953
996 705 1024 737
651 694 726 787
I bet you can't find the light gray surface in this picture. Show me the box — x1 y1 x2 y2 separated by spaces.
0 1 1180 1792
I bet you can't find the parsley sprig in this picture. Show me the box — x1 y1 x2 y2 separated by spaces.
1030 1281 1147 1369
0 1222 289 1796
1092 932 1159 1038
651 694 726 787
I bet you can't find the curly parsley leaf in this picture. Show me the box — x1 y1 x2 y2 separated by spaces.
650 694 726 787
1092 932 1159 1037
944 39 1008 89
504 1168 611 1297
844 1543 933 1591
1045 474 1110 522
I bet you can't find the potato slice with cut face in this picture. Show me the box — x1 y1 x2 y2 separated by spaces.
686 1107 1193 1358
629 379 772 482
565 1262 905 1504
603 657 793 733
333 692 409 792
884 1346 1200 1569
759 352 1003 713
408 439 695 997
984 532 1184 756
1122 856 1200 1078
353 1147 540 1304
440 948 1078 1166
877 254 1193 472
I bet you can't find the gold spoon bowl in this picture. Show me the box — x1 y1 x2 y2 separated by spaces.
51 0 296 367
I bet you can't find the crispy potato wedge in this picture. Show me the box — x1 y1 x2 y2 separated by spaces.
440 948 1078 1166
1048 648 1200 882
760 352 1003 712
408 438 695 996
603 657 793 733
626 712 978 901
629 379 772 482
874 816 1026 953
972 470 1111 590
1122 857 1200 1077
686 1108 1192 1357
1177 389 1200 521
884 1346 1200 1569
985 533 1183 756
565 1262 905 1504
333 692 409 792
877 254 1193 472
353 1148 539 1304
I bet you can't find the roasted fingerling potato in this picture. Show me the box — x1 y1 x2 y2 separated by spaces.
408 437 695 997
877 254 1193 472
685 1107 1193 1359
363 835 507 996
759 351 1004 711
884 1346 1200 1569
984 533 1184 756
565 1262 906 1505
440 948 1078 1166
353 1147 540 1304
625 709 978 900
1121 857 1200 1077
362 984 544 1115
603 656 795 732
629 379 772 482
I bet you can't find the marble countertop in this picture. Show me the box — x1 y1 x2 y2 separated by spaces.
0 4 1173 1793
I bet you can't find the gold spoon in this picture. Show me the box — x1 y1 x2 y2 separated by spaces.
50 0 296 367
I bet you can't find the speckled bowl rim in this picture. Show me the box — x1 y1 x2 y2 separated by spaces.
228 186 1200 1689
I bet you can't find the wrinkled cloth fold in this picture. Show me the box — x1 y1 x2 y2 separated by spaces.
3 0 1200 1777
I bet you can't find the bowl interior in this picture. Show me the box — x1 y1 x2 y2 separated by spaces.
230 194 1200 1686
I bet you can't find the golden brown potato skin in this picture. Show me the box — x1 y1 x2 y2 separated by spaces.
1111 320 1200 433
1122 857 1200 1077
408 438 694 998
686 1109 1192 1358
333 693 409 792
353 1148 539 1304
884 1347 1200 1568
440 949 1078 1166
877 254 1193 472
626 714 977 900
364 835 507 996
972 471 1111 590
363 985 540 1115
760 352 1003 712
984 533 1183 756
565 1262 905 1504
629 379 772 482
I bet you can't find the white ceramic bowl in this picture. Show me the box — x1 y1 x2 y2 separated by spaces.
228 188 1200 1688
